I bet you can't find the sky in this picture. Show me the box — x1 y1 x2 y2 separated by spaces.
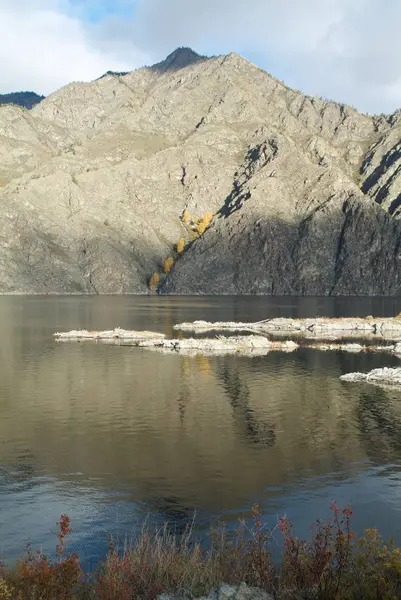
1 0 400 115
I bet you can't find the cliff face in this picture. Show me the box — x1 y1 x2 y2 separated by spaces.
0 48 401 295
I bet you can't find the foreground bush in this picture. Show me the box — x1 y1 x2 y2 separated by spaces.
2 504 401 599
0 515 82 600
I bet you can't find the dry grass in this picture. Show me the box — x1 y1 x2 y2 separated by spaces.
3 505 401 599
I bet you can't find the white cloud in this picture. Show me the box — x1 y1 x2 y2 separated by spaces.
1 0 401 114
0 0 148 95
127 0 401 114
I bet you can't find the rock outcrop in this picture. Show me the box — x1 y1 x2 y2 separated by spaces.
1 48 401 294
340 367 401 387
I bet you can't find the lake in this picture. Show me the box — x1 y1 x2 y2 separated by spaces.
1 295 401 568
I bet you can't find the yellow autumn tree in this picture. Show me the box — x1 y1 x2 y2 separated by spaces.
195 212 213 236
149 272 160 290
196 221 206 235
163 256 174 273
203 211 213 226
176 238 185 254
182 209 191 225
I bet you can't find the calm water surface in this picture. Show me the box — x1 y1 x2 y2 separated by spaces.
1 295 401 566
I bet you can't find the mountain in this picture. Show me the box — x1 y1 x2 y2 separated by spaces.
1 47 401 295
151 47 209 72
0 91 44 109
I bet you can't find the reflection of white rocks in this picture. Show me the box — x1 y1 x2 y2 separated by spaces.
340 367 401 386
138 336 299 355
174 318 401 339
54 328 165 341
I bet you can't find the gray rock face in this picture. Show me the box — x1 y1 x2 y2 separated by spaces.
1 48 401 294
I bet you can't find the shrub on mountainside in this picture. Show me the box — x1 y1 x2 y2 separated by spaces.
163 257 174 273
195 212 213 236
176 238 185 254
181 209 191 225
149 272 160 290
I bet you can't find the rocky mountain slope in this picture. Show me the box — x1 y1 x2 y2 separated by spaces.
1 48 401 294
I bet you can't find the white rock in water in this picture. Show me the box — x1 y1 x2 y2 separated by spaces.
340 372 367 382
173 318 401 340
139 335 299 355
367 367 401 384
341 367 401 386
341 343 364 352
54 328 164 340
393 342 401 354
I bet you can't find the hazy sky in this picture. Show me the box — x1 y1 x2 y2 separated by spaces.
1 0 400 114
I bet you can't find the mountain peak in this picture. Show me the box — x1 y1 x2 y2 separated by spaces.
151 47 209 73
